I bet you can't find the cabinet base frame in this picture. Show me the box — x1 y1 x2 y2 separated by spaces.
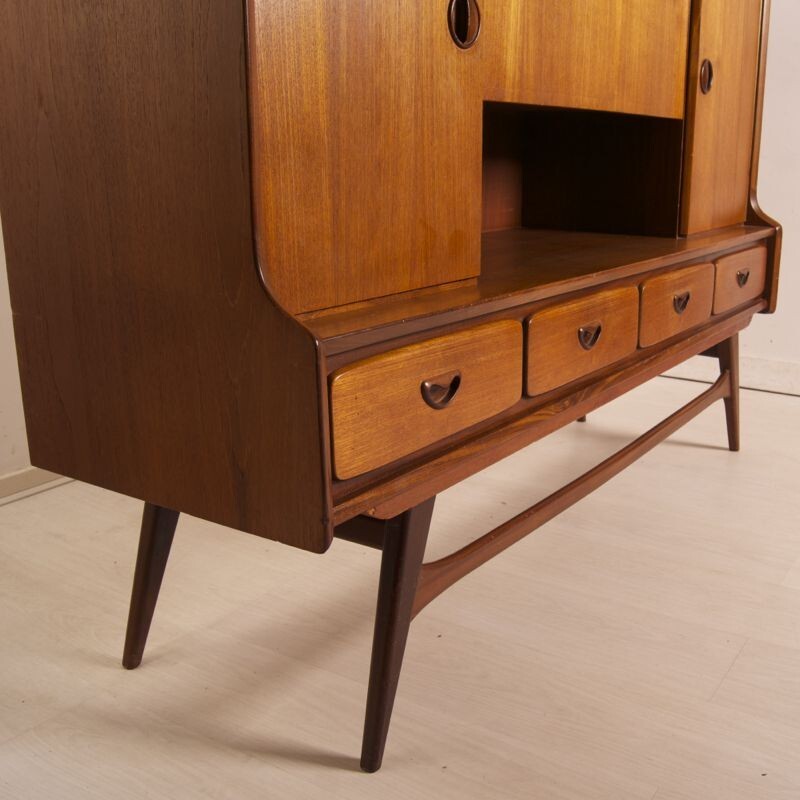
124 335 740 771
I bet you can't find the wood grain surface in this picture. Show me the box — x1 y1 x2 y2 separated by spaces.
331 322 522 480
526 288 640 396
486 0 691 119
681 0 763 234
482 104 684 238
247 0 483 313
640 264 716 348
713 246 768 315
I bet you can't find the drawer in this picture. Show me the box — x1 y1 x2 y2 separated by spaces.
713 246 768 315
330 321 522 480
526 287 640 396
639 263 715 348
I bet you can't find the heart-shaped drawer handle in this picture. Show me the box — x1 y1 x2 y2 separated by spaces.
737 269 751 288
673 292 691 315
578 323 603 351
421 370 462 410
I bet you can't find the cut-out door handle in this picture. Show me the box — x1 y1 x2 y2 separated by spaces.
448 0 481 49
421 370 462 410
577 324 603 351
700 59 714 94
673 292 692 315
737 270 751 288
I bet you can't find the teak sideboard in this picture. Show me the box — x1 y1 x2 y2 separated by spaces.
0 0 781 772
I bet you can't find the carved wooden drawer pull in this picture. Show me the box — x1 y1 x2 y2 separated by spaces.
448 0 481 49
736 269 751 288
673 292 692 315
577 323 603 351
421 371 462 410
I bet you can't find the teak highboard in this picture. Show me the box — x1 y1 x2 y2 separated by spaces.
0 0 781 772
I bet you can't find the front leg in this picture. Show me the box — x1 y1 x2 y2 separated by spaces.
360 497 435 772
717 333 741 452
122 503 180 669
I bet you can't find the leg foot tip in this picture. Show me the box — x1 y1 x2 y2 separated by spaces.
122 655 142 670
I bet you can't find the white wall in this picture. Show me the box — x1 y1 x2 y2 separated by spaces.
739 0 800 385
1 0 799 480
0 221 30 477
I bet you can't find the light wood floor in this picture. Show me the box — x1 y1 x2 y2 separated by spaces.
1 376 798 799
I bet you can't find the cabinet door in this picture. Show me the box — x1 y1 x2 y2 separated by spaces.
485 0 691 120
247 0 484 314
681 0 763 234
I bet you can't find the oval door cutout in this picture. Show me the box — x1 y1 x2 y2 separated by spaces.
448 0 481 49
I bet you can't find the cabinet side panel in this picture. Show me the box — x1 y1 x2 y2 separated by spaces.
681 0 763 234
247 0 483 314
0 0 330 552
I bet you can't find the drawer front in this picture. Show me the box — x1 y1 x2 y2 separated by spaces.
330 321 522 480
639 263 715 347
526 287 640 396
713 246 768 314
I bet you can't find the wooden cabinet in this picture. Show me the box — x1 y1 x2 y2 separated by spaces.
0 0 781 774
681 0 764 234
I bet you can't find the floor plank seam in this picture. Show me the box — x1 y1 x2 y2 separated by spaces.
708 638 749 703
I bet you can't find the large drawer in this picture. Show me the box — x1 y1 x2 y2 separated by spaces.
526 287 640 396
639 263 715 347
713 246 768 315
330 321 522 480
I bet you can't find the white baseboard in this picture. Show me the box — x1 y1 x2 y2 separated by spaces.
0 467 70 503
664 355 800 396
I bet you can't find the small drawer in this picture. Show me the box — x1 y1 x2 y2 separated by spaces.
525 287 639 396
713 246 768 315
639 263 714 348
330 321 522 480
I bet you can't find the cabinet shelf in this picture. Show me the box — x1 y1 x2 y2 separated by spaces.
302 225 775 354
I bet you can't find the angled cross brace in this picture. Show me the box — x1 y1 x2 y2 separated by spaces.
412 369 730 616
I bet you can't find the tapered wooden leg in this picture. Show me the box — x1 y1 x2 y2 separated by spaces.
577 415 588 423
718 333 740 452
360 497 436 773
122 503 180 669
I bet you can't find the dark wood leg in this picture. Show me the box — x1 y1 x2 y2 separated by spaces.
122 502 180 669
360 497 435 773
577 415 588 423
718 333 740 452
